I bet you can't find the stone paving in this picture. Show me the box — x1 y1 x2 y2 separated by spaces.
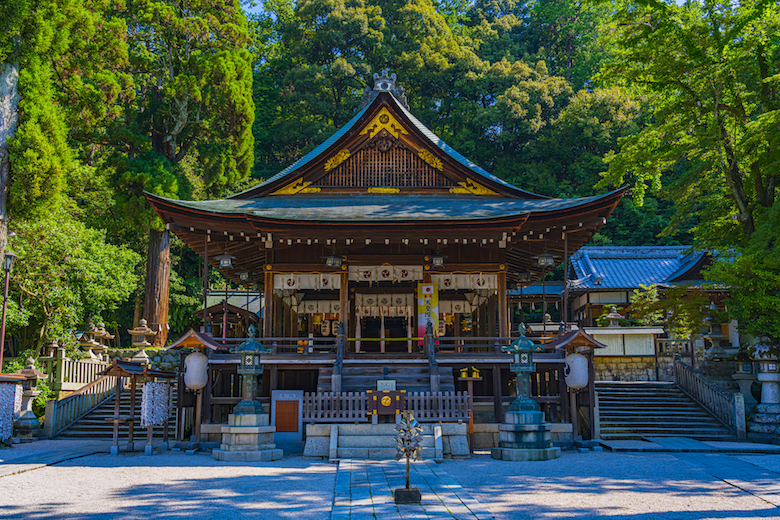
332 459 493 520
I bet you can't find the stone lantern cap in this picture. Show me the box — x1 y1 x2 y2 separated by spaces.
18 358 46 380
127 318 157 348
605 306 624 327
750 340 778 361
94 323 115 341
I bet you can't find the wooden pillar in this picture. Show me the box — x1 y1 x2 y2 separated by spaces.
339 271 349 346
202 349 212 424
128 377 137 451
498 272 508 338
269 365 278 395
380 315 386 353
492 364 503 423
202 235 209 330
487 294 497 337
588 350 596 439
263 271 272 338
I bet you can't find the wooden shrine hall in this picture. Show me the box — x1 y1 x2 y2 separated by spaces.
147 72 624 432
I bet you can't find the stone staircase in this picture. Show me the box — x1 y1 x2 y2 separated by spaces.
596 382 735 441
334 423 439 459
57 387 176 440
316 365 455 393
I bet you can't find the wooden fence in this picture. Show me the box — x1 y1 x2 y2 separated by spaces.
302 391 470 423
43 375 120 438
43 348 110 395
674 359 746 439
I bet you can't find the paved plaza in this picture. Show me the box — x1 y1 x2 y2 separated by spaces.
0 440 779 519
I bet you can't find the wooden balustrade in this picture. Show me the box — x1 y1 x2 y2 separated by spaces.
657 338 693 357
44 349 111 395
674 359 746 439
301 391 471 423
43 375 120 438
217 337 338 354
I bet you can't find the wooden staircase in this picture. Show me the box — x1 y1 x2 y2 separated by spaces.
56 387 177 440
316 365 455 393
596 382 735 441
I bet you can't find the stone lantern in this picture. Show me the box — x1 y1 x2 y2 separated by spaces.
92 323 114 361
127 319 157 365
732 348 757 406
748 340 780 438
212 324 282 462
79 321 103 361
492 323 560 461
604 307 624 328
232 324 271 415
751 341 779 405
14 358 46 441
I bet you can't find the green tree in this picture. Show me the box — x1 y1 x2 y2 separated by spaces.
7 211 140 354
598 0 780 345
114 0 255 346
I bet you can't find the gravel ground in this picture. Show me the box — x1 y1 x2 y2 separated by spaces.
446 451 780 520
0 440 110 463
0 452 336 520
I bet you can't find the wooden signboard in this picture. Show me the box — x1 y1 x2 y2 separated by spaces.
367 390 406 415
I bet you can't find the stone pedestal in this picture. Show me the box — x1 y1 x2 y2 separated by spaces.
749 404 780 437
732 373 758 406
212 413 283 462
491 410 561 461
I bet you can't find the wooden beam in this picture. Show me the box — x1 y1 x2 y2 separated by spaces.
263 270 272 338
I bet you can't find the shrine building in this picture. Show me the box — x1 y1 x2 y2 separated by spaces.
147 72 624 430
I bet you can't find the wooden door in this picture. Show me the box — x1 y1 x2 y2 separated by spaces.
275 400 299 433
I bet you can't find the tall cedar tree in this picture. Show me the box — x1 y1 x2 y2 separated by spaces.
116 0 254 346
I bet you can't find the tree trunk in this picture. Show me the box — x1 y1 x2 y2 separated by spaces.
0 62 20 256
143 228 171 347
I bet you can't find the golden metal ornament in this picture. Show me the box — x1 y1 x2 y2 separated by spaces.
417 148 444 171
324 149 351 171
449 178 499 196
270 177 321 195
367 187 400 194
360 107 408 139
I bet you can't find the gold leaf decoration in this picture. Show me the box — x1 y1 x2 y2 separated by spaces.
417 148 444 171
270 178 321 196
359 107 408 139
449 178 499 196
324 149 351 171
367 187 400 194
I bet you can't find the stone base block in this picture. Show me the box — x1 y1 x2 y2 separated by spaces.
757 404 780 414
303 435 329 459
394 488 421 504
491 446 561 461
220 443 277 452
212 448 283 462
504 411 545 425
499 423 552 433
110 445 119 455
228 414 270 427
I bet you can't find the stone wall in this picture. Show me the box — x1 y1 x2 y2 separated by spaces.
594 356 675 382
105 349 181 373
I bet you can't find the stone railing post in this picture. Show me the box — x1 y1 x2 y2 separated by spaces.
734 392 746 440
43 399 58 438
332 322 344 393
425 324 440 393
51 348 67 398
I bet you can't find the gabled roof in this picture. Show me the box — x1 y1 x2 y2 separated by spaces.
167 328 226 351
569 246 709 291
230 89 545 200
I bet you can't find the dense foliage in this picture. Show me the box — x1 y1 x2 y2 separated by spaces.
0 0 777 361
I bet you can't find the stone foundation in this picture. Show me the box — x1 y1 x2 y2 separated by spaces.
473 422 572 449
212 413 282 462
491 410 561 462
594 356 675 382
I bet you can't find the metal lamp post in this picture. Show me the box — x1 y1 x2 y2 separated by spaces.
0 251 17 372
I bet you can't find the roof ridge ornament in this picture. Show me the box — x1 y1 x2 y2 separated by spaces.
359 69 409 110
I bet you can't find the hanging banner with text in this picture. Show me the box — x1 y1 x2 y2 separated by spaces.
417 283 439 345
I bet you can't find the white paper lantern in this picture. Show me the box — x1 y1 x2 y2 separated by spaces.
564 353 589 389
183 351 209 390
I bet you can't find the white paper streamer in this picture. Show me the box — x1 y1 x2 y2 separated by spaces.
0 383 17 440
141 382 172 427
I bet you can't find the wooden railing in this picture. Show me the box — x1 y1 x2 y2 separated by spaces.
43 375 120 438
302 391 471 423
42 348 110 394
406 391 469 421
657 338 693 357
303 392 367 422
218 336 338 354
674 358 746 439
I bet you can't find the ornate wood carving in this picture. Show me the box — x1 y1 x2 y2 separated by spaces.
417 149 443 171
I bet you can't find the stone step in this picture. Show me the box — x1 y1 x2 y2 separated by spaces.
338 435 434 449
336 447 437 459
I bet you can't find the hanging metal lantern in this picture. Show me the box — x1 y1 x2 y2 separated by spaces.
215 252 237 269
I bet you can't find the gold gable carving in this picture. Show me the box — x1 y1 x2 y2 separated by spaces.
360 107 408 140
324 149 351 171
449 178 499 196
367 187 400 194
418 149 443 171
270 177 321 195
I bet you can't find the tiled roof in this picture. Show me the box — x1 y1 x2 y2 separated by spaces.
569 246 707 291
151 191 622 222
